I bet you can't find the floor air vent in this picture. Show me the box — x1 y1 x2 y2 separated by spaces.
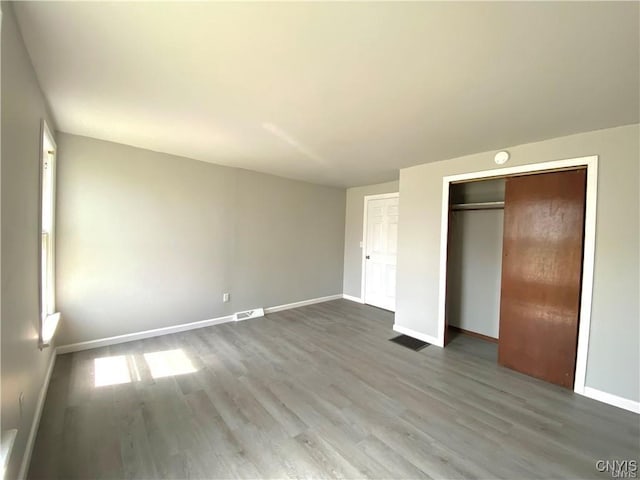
234 308 265 322
389 334 430 351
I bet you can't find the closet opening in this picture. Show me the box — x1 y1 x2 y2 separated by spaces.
445 177 504 346
438 156 598 393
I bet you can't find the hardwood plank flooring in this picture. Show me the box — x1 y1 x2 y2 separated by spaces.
28 300 639 479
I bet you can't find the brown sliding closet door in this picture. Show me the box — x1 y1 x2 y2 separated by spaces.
498 169 586 388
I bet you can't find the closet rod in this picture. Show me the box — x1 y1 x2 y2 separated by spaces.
451 201 505 211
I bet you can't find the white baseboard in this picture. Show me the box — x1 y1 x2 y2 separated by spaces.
17 350 57 480
56 294 345 354
583 386 640 414
56 314 235 354
264 294 343 314
393 324 442 347
342 294 364 304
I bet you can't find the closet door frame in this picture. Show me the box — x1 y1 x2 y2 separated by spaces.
436 155 598 397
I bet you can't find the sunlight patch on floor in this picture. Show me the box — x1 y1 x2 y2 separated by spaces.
93 349 197 387
94 355 131 387
143 349 197 379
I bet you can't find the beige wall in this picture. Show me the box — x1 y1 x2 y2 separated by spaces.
342 180 399 299
55 133 346 345
1 3 57 478
395 124 640 402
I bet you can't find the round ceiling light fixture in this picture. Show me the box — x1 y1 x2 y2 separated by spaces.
494 150 510 165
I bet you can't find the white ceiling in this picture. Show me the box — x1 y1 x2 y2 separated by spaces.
14 1 639 187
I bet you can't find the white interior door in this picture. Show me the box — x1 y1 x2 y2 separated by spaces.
364 195 399 311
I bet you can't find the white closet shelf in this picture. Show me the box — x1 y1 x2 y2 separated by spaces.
451 201 505 211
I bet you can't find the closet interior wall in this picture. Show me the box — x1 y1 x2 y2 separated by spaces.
447 178 505 340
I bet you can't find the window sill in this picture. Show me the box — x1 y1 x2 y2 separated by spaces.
39 312 61 349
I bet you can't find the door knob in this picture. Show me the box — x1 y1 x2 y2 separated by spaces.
366 255 370 259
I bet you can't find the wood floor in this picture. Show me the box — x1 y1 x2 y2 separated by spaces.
29 300 639 479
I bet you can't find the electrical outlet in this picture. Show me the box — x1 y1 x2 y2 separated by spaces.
223 293 230 303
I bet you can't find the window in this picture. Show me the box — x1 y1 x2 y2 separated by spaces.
39 120 59 347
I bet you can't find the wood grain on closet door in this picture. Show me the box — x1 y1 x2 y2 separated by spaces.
498 169 586 388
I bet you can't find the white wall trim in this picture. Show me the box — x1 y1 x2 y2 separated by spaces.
57 294 343 354
573 158 598 395
342 294 364 304
56 314 235 354
583 387 640 414
436 155 598 397
38 120 58 349
361 192 400 304
264 294 343 314
393 324 441 347
17 351 57 480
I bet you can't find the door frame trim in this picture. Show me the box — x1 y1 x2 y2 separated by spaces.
361 192 400 308
437 155 598 395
